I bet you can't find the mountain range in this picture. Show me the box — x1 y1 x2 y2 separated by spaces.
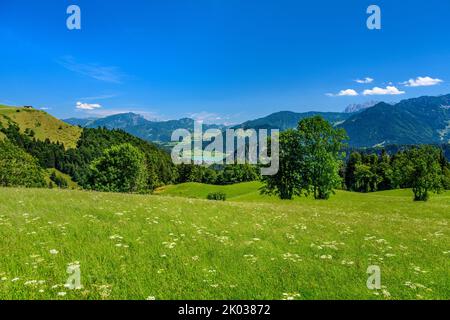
343 101 379 113
64 113 226 144
64 94 450 148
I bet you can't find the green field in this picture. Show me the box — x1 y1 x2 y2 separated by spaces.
0 184 449 300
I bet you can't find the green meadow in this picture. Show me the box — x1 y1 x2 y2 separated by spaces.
0 183 449 300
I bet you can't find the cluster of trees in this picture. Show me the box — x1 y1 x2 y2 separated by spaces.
1 122 259 193
344 150 393 193
61 128 177 191
344 146 450 200
176 163 259 185
1 123 67 169
0 125 177 193
263 116 450 202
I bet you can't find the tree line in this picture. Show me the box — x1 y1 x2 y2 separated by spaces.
0 124 261 192
262 116 450 201
0 124 177 192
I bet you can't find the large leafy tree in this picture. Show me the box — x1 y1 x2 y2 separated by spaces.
0 141 46 188
263 117 347 200
409 146 443 201
261 129 304 199
354 163 375 193
393 146 443 201
297 116 348 199
88 143 148 193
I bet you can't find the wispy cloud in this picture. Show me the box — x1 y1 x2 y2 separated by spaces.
355 77 374 84
363 86 405 96
76 101 102 110
77 93 119 101
57 56 125 83
185 111 242 125
401 76 443 87
187 111 224 123
326 89 359 97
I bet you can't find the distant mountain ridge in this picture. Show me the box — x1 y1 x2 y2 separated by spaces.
234 111 351 131
344 101 379 113
64 94 450 147
340 94 450 147
64 113 226 143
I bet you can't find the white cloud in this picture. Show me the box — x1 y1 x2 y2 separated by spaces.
402 76 443 87
76 101 102 110
188 111 223 123
355 77 374 84
363 86 405 96
326 89 359 97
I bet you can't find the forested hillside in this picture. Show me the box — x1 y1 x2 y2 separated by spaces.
0 106 178 192
0 105 82 149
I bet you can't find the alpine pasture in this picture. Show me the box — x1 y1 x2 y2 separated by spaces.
0 183 448 300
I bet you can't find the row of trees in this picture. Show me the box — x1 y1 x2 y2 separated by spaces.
262 116 450 201
176 163 259 185
344 147 450 201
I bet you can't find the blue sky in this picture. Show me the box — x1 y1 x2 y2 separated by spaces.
1 0 450 123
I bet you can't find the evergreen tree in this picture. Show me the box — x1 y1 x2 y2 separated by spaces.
0 141 46 188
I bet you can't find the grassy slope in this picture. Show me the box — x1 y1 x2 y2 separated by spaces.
45 169 80 189
0 105 82 149
0 186 448 300
156 181 442 203
155 181 263 200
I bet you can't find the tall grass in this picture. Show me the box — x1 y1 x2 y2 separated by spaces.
0 186 448 300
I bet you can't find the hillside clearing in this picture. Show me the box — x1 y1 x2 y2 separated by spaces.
0 105 82 149
45 169 80 189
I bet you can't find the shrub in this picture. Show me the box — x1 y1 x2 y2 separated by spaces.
88 143 148 193
207 192 226 201
0 141 46 188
